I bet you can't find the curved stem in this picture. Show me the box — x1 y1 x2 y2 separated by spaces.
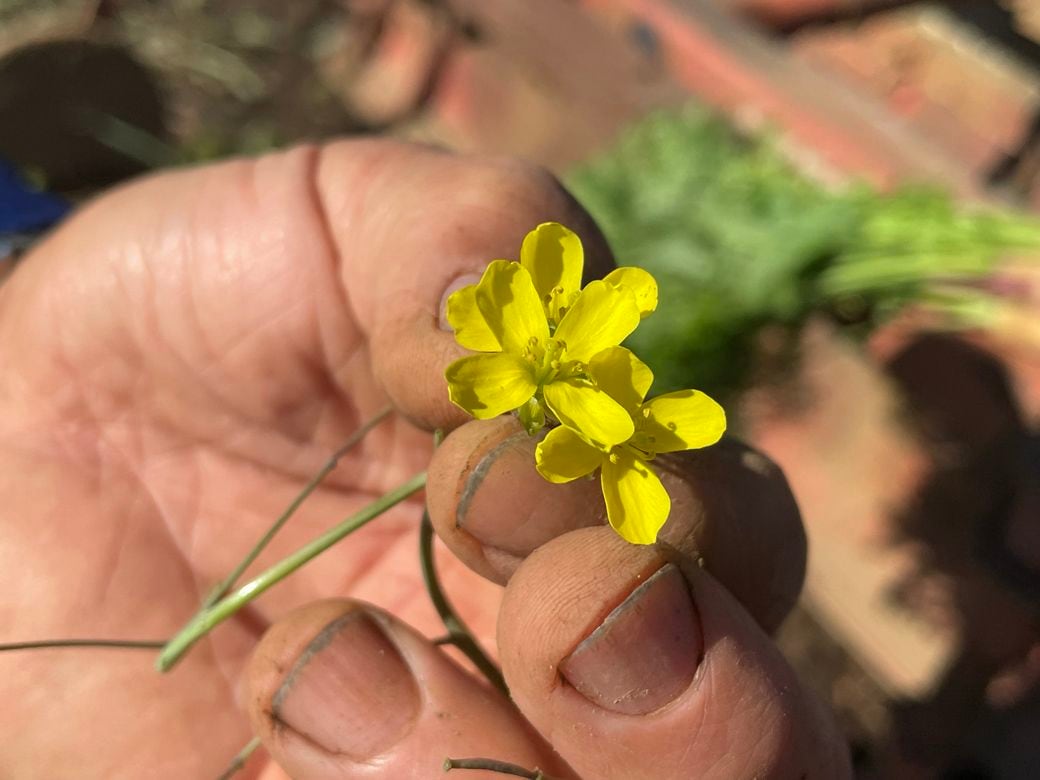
216 736 262 780
0 639 165 653
420 511 507 695
157 471 427 672
204 406 393 608
443 757 559 779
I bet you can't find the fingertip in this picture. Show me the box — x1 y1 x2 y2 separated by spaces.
428 417 605 584
313 141 617 432
656 440 806 634
247 598 565 778
497 528 851 779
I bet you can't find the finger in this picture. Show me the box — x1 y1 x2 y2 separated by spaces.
247 599 568 779
328 143 615 430
3 140 614 459
498 528 851 780
428 418 805 633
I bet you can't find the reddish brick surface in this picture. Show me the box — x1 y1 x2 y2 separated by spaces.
419 0 679 170
792 6 1040 183
579 0 983 192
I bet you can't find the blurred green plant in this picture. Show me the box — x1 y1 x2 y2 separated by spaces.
567 106 1040 402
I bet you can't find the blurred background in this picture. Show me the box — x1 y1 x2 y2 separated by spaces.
2 1 1040 777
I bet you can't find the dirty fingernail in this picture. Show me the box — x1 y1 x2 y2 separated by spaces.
272 610 419 758
560 564 702 715
438 273 482 331
457 425 602 560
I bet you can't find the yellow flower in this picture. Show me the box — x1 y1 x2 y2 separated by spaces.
444 223 658 445
534 347 726 545
516 222 659 325
445 261 639 444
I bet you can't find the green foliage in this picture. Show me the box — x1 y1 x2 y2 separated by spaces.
567 106 1040 400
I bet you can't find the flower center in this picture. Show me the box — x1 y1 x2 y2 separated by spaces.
520 336 585 385
625 408 663 460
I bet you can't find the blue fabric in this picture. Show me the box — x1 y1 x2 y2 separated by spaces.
0 158 70 235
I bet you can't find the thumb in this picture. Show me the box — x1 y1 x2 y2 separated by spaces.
498 528 852 780
246 599 569 779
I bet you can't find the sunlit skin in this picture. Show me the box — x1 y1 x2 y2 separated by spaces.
0 141 850 779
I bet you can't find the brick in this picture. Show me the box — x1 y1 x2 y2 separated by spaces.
792 5 1040 179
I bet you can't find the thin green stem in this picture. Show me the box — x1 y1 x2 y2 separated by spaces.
420 511 507 695
157 471 427 672
443 757 559 779
204 406 393 607
216 736 262 780
0 639 166 653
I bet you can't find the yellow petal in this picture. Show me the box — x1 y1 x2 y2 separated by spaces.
520 222 584 322
445 353 536 419
446 284 501 352
543 377 634 446
601 451 670 545
535 425 603 484
589 346 653 414
605 266 658 319
475 260 550 354
554 280 640 364
642 390 727 453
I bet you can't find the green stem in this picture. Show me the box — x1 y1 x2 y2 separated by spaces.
203 406 393 608
420 511 507 695
216 736 262 780
0 639 165 653
157 471 427 672
443 757 559 779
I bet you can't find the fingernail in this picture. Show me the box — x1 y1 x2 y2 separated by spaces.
272 611 419 758
457 424 603 560
560 564 702 715
438 273 482 331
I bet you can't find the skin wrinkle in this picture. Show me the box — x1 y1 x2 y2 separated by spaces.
307 142 361 377
97 149 357 493
91 454 139 609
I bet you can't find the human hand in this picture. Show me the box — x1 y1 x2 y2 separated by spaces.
0 140 849 778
